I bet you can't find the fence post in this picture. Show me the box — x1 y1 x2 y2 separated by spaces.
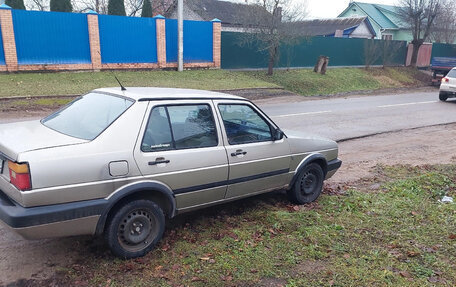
154 15 166 68
86 10 102 70
212 18 221 68
0 4 18 72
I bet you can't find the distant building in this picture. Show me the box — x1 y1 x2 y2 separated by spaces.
286 17 376 39
166 0 273 32
338 2 410 41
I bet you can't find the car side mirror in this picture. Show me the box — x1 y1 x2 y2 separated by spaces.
273 129 284 141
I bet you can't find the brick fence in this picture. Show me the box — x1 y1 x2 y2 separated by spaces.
0 5 221 72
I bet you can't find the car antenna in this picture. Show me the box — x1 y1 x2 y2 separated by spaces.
114 75 127 91
97 51 126 91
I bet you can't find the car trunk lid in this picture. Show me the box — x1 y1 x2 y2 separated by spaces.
0 120 88 161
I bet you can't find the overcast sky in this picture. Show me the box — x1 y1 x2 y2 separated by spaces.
228 0 400 19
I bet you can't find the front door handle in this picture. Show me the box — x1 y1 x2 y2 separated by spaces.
231 149 247 157
148 157 170 165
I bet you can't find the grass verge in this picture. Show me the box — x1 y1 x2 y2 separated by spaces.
52 164 456 286
0 67 426 99
244 67 426 96
0 70 278 98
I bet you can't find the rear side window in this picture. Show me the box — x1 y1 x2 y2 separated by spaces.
447 69 456 78
218 104 272 145
141 104 218 152
42 93 134 140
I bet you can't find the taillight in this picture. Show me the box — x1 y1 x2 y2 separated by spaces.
442 77 449 83
8 162 31 191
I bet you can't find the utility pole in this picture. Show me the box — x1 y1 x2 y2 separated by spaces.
177 0 183 72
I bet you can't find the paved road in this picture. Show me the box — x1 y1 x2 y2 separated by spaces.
259 90 456 141
2 90 454 142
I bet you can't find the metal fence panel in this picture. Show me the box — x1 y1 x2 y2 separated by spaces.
0 21 5 65
166 19 213 63
431 43 456 58
99 15 157 64
12 10 91 65
166 19 177 62
221 32 407 69
184 20 213 62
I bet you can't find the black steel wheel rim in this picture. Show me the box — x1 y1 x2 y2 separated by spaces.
118 208 159 252
300 170 318 195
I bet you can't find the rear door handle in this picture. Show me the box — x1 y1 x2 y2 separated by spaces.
148 158 170 165
231 149 247 157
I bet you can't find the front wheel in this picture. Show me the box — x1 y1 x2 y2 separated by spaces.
439 92 448 101
105 199 165 259
287 163 324 204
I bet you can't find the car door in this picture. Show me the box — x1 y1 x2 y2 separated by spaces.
213 100 292 199
133 100 229 211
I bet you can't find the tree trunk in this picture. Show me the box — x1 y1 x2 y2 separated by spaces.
314 56 329 74
410 40 423 67
267 46 277 76
321 57 329 75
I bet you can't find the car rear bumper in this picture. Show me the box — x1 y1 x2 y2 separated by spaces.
0 190 106 239
440 90 456 97
440 83 456 94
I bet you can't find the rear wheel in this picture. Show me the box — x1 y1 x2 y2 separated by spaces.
287 163 324 204
439 92 448 101
105 199 165 259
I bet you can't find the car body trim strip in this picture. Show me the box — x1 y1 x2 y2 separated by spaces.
173 168 290 194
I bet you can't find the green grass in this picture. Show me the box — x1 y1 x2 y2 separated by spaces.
244 67 423 96
0 70 278 98
0 67 425 98
58 164 456 286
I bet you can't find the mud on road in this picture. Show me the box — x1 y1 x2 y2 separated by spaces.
0 119 456 286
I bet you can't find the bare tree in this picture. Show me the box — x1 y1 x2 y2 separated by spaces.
26 0 48 10
125 0 143 16
429 0 456 44
72 0 109 13
153 0 174 15
398 0 442 67
26 0 172 16
236 0 306 75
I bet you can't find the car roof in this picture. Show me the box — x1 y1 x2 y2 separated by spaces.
93 87 246 101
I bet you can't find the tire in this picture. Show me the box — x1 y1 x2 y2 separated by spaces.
287 163 324 204
105 199 165 259
439 92 448 101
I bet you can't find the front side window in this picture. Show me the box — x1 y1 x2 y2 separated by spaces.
42 93 134 140
218 104 272 145
141 104 218 152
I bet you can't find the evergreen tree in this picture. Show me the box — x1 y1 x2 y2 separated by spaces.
108 0 126 16
50 0 73 12
141 0 153 17
5 0 25 10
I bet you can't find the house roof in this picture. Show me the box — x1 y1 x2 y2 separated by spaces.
339 2 405 29
167 0 272 27
285 17 376 37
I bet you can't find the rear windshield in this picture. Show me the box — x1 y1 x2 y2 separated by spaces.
447 69 456 78
42 93 134 140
